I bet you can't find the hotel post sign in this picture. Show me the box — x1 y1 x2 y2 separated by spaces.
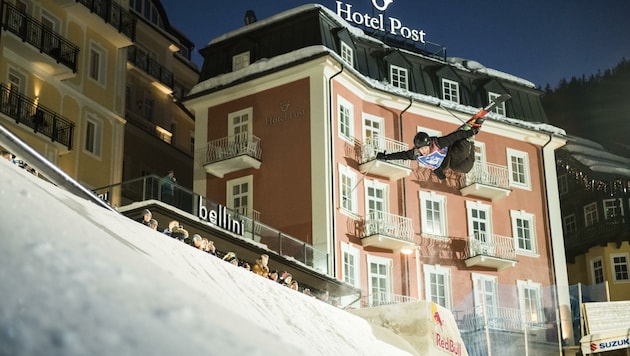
335 0 427 43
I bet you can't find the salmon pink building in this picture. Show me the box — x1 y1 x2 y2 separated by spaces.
185 4 572 354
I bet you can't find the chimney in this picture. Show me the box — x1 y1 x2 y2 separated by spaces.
244 10 257 25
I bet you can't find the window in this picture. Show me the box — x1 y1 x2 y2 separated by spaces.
232 51 250 71
558 174 569 195
363 113 384 160
341 242 360 287
367 255 392 306
227 175 252 217
591 257 604 284
472 273 498 323
466 201 492 255
419 191 447 237
507 148 531 189
511 210 536 254
488 92 506 115
517 280 544 326
365 179 387 215
130 0 165 28
89 43 106 85
84 116 102 157
442 79 459 103
611 253 629 282
339 164 357 214
143 92 154 121
603 198 623 220
340 41 353 67
228 107 252 138
584 202 598 227
424 264 452 309
189 130 195 153
40 11 60 54
337 96 354 141
390 65 408 90
563 214 577 233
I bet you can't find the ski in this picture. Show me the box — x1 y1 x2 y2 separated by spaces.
466 93 511 126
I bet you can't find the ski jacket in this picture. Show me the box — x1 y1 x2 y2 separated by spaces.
382 129 474 170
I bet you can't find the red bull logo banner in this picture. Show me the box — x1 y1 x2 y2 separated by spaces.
432 302 464 356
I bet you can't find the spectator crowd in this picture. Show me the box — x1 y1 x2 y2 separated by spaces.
134 208 338 306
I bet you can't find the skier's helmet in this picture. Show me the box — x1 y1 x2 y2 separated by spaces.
413 132 431 148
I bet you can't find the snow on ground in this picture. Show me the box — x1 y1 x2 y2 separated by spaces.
0 159 410 356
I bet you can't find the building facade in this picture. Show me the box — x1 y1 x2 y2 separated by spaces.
184 4 571 354
0 0 198 196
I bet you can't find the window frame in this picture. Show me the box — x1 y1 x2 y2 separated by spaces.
423 264 452 309
339 164 358 215
84 115 103 158
584 202 598 227
603 198 624 220
367 254 393 306
419 191 447 238
510 209 537 255
488 92 506 115
226 175 253 217
232 51 250 71
340 41 354 67
563 213 577 233
337 95 354 142
88 42 107 86
390 64 408 90
591 257 604 284
507 148 531 190
441 78 459 103
610 253 629 283
558 174 569 196
517 280 545 326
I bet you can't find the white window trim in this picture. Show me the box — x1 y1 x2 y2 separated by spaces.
590 257 604 285
441 78 459 103
337 95 354 142
516 280 545 326
226 175 253 216
510 209 538 256
423 264 452 309
339 164 358 216
84 115 103 159
419 191 448 239
603 198 624 220
364 179 389 214
232 51 250 71
471 273 498 318
488 92 506 115
506 148 531 190
558 174 569 196
228 107 253 137
366 254 393 305
88 41 107 87
563 213 577 233
390 64 408 90
340 41 354 67
610 253 630 283
341 242 360 288
584 202 598 227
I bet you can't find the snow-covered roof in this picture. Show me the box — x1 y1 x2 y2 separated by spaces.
190 44 566 137
562 136 630 177
206 3 535 88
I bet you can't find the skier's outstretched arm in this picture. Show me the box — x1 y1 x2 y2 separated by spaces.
377 149 416 161
435 128 477 148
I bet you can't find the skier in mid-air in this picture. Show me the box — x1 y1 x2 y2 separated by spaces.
376 94 510 180
376 123 480 180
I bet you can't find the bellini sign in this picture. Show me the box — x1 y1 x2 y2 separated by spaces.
335 0 427 43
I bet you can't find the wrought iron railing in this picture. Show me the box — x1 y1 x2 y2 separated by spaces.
1 1 80 72
198 133 262 165
92 175 330 275
127 45 174 89
564 216 629 260
461 161 510 189
360 135 410 167
467 232 516 261
76 0 136 40
0 84 74 150
363 210 414 242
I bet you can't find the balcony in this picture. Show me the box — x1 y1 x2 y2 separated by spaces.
0 84 75 151
464 233 517 271
127 46 174 94
564 216 630 261
361 211 415 251
1 1 80 79
359 135 411 181
460 162 511 201
52 0 136 47
199 133 262 178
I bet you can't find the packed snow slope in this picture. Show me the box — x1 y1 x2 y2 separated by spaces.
0 159 410 356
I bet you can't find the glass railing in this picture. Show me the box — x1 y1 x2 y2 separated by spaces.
93 175 330 275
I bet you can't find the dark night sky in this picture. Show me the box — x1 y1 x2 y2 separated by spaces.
163 0 630 89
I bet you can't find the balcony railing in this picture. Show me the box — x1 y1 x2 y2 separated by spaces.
76 0 136 41
127 46 174 90
0 84 74 150
361 210 414 250
361 292 418 308
464 232 517 270
455 305 546 333
198 133 262 178
359 135 411 180
460 161 511 201
1 1 80 73
92 175 330 275
564 216 630 261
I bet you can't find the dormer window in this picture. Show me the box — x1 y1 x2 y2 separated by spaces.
232 51 250 71
489 92 506 115
340 41 353 67
442 79 459 103
390 65 408 90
